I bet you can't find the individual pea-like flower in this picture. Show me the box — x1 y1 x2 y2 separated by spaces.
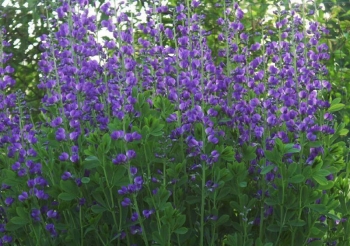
131 212 138 222
11 161 20 171
59 152 69 161
70 154 79 163
31 209 41 222
121 198 131 207
51 117 63 127
61 171 72 180
111 130 124 140
1 235 12 243
47 210 58 219
205 180 218 192
130 225 142 235
4 197 14 206
55 128 66 141
46 224 58 237
130 167 138 176
18 191 28 202
142 209 154 219
126 150 136 160
118 186 128 195
112 154 127 165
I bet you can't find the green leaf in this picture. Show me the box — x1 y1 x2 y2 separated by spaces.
307 141 323 148
326 213 340 221
91 205 107 214
339 129 349 136
239 181 247 188
92 191 108 208
10 216 30 225
285 148 300 154
174 227 188 234
58 192 76 201
288 219 306 226
150 124 164 136
217 187 231 200
312 169 331 186
264 150 276 163
186 196 201 205
308 204 327 213
102 133 111 153
288 174 305 183
330 98 341 105
81 177 90 184
60 180 79 196
216 214 229 226
221 146 235 161
16 207 28 219
308 241 323 246
83 156 101 169
242 144 257 162
267 224 281 232
5 222 23 231
265 198 278 206
260 165 274 175
328 103 345 112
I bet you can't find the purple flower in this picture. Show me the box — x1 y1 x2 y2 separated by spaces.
142 209 154 219
118 186 128 195
4 197 14 206
51 117 63 127
55 128 66 141
31 209 41 221
131 212 138 221
2 235 12 243
126 150 136 159
70 154 79 163
59 152 69 161
47 210 58 219
18 191 28 202
11 161 21 171
121 198 131 207
61 171 72 180
113 154 127 165
130 167 138 176
46 224 58 237
130 225 142 235
111 130 124 140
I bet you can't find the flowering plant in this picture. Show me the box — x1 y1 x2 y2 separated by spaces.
0 0 349 245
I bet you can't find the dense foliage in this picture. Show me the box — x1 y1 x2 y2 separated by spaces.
1 0 350 245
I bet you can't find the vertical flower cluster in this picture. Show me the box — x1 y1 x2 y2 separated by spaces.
0 28 51 244
214 3 332 161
